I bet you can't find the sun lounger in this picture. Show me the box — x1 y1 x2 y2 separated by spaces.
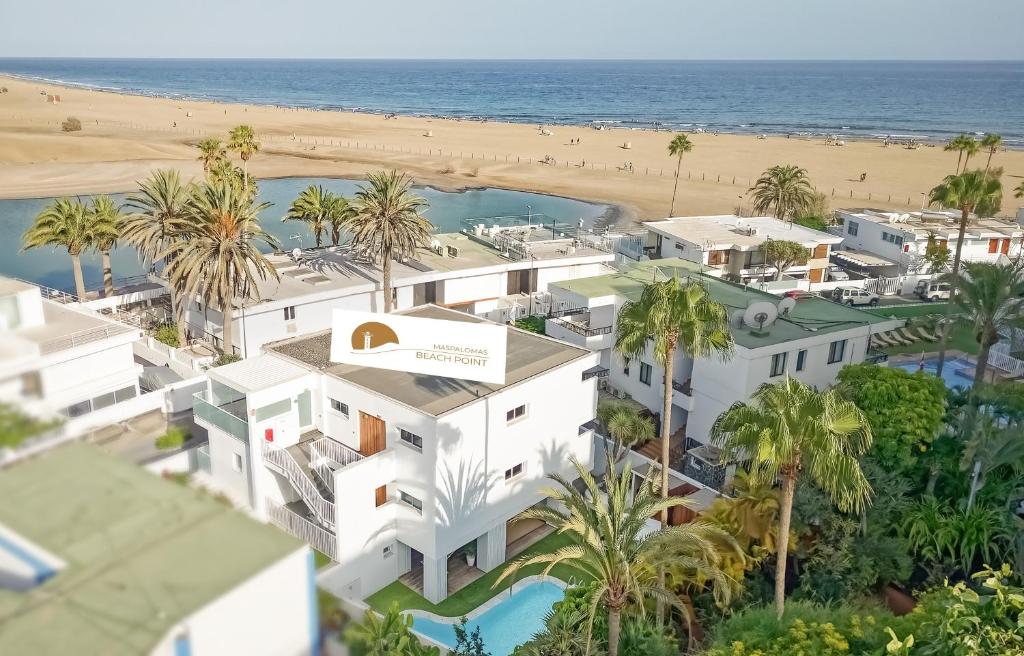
884 330 912 346
916 327 939 342
872 333 897 348
896 328 920 344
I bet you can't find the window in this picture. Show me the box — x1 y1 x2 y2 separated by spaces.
231 452 243 472
382 544 394 559
504 462 526 481
399 429 424 450
375 485 388 507
989 238 1000 254
114 385 137 403
623 358 630 375
828 339 847 364
329 398 349 418
62 400 91 418
846 220 859 236
92 391 116 411
674 241 685 251
283 306 296 320
770 352 787 377
506 404 527 422
399 491 423 514
796 349 807 372
881 231 904 246
639 362 653 385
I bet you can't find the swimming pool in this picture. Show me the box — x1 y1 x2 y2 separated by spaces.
894 356 975 390
410 579 565 655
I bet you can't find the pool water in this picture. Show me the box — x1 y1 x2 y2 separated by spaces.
411 580 565 655
894 356 975 390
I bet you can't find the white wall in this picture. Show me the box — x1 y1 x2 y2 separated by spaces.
38 342 140 411
207 429 253 509
150 547 315 656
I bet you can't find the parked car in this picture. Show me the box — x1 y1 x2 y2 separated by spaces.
783 290 816 299
831 287 880 306
915 280 951 302
826 265 850 282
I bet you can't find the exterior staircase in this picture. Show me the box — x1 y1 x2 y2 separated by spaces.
262 441 336 530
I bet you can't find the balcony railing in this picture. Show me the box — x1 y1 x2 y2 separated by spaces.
196 444 211 473
671 379 693 396
311 436 365 468
551 316 613 337
193 392 249 442
266 500 337 561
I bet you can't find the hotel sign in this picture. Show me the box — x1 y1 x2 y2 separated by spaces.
329 309 507 384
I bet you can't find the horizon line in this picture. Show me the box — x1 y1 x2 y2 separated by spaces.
0 56 1022 63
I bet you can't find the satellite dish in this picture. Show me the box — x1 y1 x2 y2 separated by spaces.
291 248 302 261
777 297 797 316
743 301 779 332
731 309 746 327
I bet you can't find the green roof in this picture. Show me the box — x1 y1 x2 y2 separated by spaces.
553 258 893 349
0 443 302 656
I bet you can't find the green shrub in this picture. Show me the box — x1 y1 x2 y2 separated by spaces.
153 324 180 348
513 315 546 334
61 116 82 132
0 403 60 448
212 353 241 367
154 426 189 450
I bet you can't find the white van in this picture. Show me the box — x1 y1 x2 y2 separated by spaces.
831 287 880 307
915 280 951 302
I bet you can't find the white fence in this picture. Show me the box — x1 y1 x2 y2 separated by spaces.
134 337 214 378
267 500 338 561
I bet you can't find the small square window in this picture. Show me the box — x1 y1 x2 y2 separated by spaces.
382 544 394 559
231 452 243 472
506 405 527 422
399 491 423 514
639 362 652 386
796 349 807 372
828 339 846 364
770 352 787 377
504 462 525 481
329 398 349 417
283 306 296 321
400 429 424 450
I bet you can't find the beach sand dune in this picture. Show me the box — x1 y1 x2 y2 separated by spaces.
1 74 1021 222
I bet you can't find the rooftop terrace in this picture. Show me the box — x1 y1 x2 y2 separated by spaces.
0 443 301 656
265 305 591 415
838 208 1023 238
551 258 895 349
643 215 842 250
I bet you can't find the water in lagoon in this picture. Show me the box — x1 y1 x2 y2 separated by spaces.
0 177 611 292
2 59 1023 144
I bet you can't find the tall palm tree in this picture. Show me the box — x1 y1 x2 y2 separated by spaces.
711 376 873 619
496 458 735 656
667 133 694 216
348 170 433 313
163 178 279 356
196 138 227 174
945 134 970 174
123 169 194 344
23 198 117 298
597 401 655 463
227 124 260 183
960 135 980 172
928 169 1004 374
981 133 1002 175
325 192 353 246
748 165 815 220
284 185 332 248
88 195 122 298
951 261 1024 384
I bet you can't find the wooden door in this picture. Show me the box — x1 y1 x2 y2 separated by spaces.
1001 239 1011 255
359 412 386 456
809 268 824 283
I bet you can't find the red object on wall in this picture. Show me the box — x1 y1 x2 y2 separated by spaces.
265 428 274 442
904 244 910 252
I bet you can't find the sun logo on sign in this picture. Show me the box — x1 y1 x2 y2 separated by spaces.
350 322 400 352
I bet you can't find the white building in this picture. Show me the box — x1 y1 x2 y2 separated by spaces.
181 229 616 357
544 258 901 490
643 215 842 286
0 442 316 656
193 305 599 603
835 208 1023 279
0 278 142 420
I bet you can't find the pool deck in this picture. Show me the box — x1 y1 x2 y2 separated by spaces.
889 350 1013 385
406 574 567 624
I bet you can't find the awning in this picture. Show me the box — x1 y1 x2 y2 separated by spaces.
834 250 897 268
583 365 610 380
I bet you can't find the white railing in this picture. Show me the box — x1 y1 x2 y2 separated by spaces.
311 436 365 468
308 443 336 498
267 500 337 561
987 347 1024 377
262 442 336 529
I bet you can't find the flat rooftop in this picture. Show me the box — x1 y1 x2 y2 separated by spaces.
246 231 611 306
4 299 138 358
643 215 842 250
552 258 894 349
266 305 591 416
0 443 301 656
838 208 1023 239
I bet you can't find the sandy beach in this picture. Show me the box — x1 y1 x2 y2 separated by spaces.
1 74 1022 222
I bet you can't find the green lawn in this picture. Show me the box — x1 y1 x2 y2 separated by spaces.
314 550 333 570
366 531 584 617
864 302 950 319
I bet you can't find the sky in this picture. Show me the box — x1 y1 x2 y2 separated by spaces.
2 0 1023 60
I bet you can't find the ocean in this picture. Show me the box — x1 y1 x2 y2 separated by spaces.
1 59 1022 145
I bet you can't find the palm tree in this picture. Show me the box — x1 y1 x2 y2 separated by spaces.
1016 181 1024 200
23 198 116 298
88 195 122 298
981 133 1002 175
227 124 260 183
348 170 433 313
711 376 873 619
284 185 332 248
123 169 194 344
748 165 815 220
163 178 279 356
196 138 227 174
615 276 734 522
325 192 353 246
951 261 1024 384
945 134 970 173
597 401 655 463
496 458 735 656
928 169 1004 374
960 136 981 172
344 603 438 656
667 134 694 216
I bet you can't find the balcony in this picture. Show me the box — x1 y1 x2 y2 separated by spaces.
193 391 248 442
671 378 695 411
682 444 727 492
546 312 614 350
